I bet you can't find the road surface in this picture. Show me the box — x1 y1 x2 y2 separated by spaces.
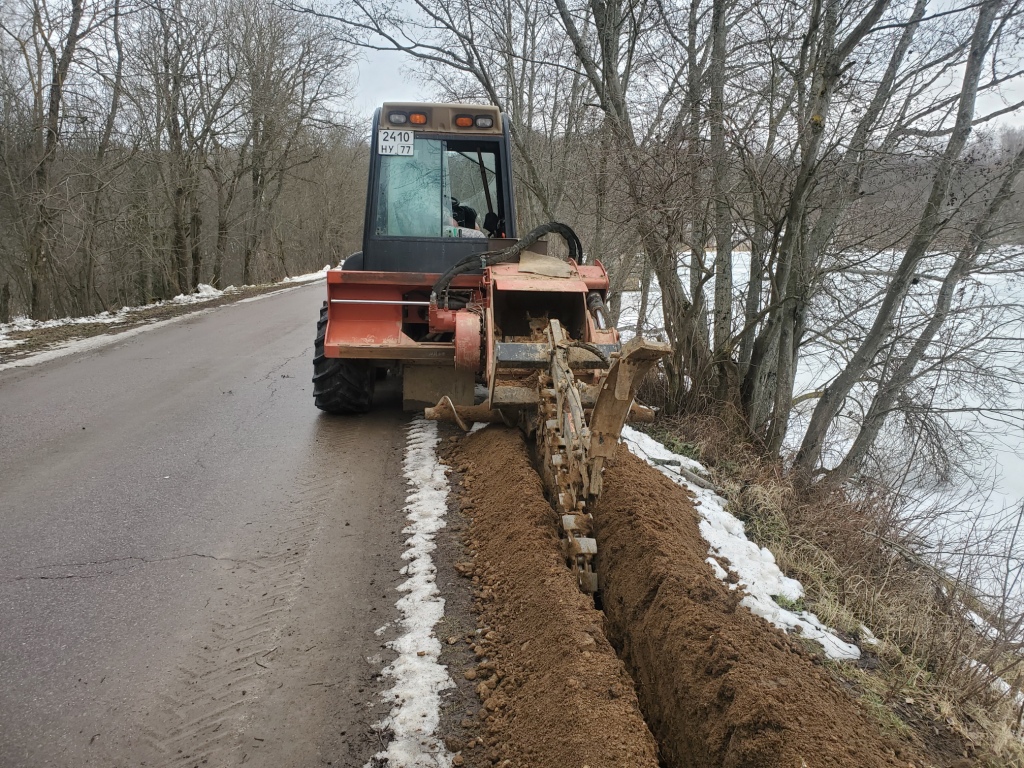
0 283 409 767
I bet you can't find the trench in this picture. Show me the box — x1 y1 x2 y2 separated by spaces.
454 425 914 768
590 447 919 768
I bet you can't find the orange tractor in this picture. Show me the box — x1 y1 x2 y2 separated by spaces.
314 103 667 592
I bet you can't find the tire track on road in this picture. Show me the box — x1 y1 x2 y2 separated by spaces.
138 412 408 768
141 471 328 767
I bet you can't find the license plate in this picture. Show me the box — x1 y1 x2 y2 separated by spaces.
378 129 414 156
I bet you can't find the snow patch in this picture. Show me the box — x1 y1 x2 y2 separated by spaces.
282 265 330 283
169 283 224 304
0 281 311 372
621 426 862 660
368 419 454 768
966 659 1024 707
859 624 880 646
0 269 324 355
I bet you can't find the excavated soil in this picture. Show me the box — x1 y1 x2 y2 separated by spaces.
450 427 936 767
449 427 660 768
595 447 929 768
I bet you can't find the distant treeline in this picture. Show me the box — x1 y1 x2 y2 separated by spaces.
0 0 367 322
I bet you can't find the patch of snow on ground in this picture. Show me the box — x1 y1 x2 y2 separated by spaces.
0 273 321 369
964 607 1000 641
282 265 330 283
368 419 454 768
0 284 230 344
967 659 1024 707
621 425 862 661
169 283 223 303
0 269 326 348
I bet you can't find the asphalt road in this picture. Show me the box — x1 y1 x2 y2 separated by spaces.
0 283 410 767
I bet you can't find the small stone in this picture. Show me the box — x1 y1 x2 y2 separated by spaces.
447 636 459 645
417 651 427 657
452 756 464 767
464 669 478 681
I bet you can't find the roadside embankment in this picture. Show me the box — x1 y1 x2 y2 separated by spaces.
594 446 923 767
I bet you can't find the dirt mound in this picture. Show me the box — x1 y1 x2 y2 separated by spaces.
450 427 660 768
595 446 927 768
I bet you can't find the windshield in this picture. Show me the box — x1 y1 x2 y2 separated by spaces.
375 137 502 238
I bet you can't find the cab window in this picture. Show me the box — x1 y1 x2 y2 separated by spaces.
375 137 503 238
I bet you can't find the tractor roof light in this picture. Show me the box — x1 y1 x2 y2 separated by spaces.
388 111 408 124
454 115 474 128
409 112 428 125
474 115 494 129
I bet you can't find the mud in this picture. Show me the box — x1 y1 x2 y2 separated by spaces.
595 447 927 768
449 427 660 768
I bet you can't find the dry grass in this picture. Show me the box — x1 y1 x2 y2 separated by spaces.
641 412 1024 766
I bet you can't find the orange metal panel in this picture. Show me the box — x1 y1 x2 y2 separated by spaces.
577 263 611 290
328 343 455 361
454 311 482 371
490 262 589 294
326 284 406 347
327 268 483 290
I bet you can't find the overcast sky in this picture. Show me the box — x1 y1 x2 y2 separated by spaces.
346 41 1024 133
351 48 426 122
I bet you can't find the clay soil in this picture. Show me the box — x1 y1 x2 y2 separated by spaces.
448 426 660 768
595 446 934 768
448 427 947 768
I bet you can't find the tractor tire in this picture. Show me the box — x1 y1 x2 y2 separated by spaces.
312 302 375 414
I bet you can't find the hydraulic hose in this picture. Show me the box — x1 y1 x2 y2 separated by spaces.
431 221 585 308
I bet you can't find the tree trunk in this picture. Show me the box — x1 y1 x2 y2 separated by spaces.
27 0 85 319
830 140 1024 482
190 197 203 289
635 254 651 339
795 0 1002 476
710 0 734 402
0 283 10 323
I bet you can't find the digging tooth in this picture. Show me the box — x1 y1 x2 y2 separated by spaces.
533 320 669 598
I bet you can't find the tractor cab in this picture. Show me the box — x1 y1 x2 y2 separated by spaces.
314 103 670 597
355 103 518 273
